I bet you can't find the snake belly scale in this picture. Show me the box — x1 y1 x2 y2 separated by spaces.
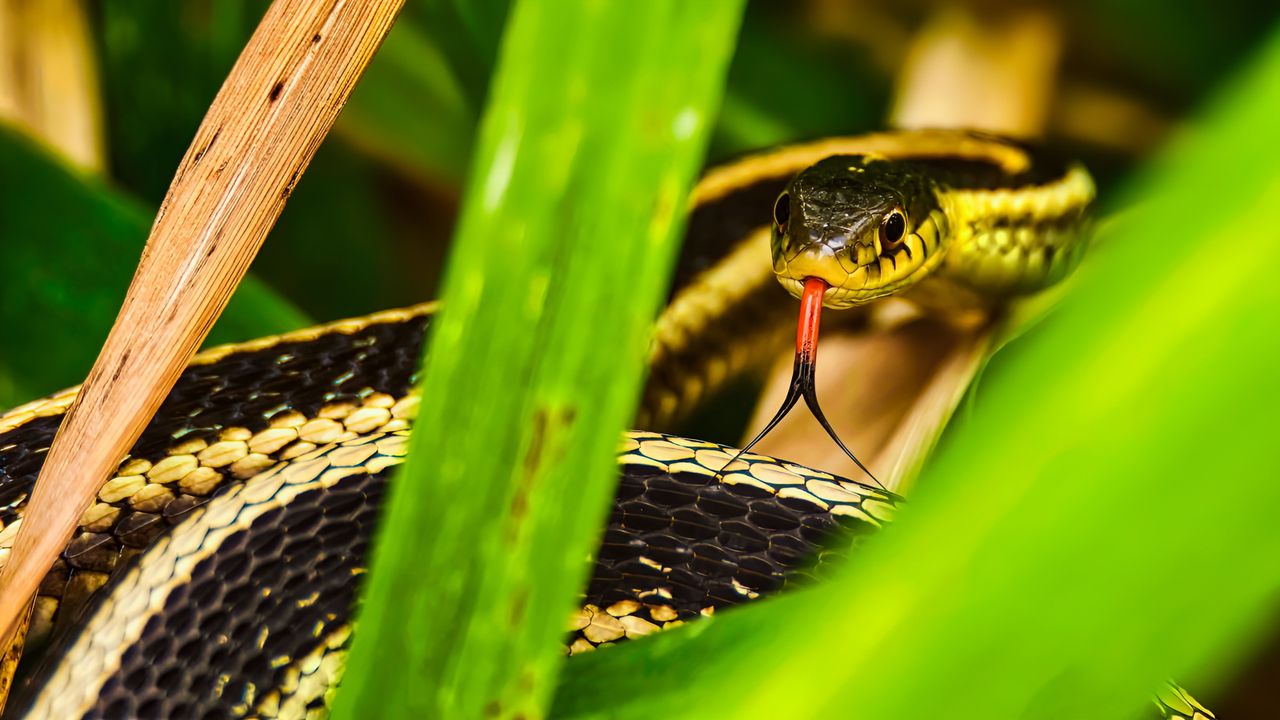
0 131 1210 719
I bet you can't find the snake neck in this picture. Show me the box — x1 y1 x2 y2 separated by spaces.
936 163 1095 298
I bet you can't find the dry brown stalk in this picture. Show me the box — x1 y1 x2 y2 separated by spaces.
890 5 1063 139
0 0 404 652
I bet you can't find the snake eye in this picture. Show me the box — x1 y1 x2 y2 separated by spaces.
773 193 790 229
880 209 906 249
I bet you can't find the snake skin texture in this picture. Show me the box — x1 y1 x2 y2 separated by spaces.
11 428 900 718
0 306 902 719
0 306 1211 719
0 307 434 662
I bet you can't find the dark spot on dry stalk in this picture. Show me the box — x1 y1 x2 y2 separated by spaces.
192 127 221 166
109 350 131 382
268 81 284 102
281 168 301 199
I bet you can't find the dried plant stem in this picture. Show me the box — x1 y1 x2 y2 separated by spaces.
890 5 1062 138
0 0 403 648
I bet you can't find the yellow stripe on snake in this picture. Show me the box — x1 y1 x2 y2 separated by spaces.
0 130 1211 719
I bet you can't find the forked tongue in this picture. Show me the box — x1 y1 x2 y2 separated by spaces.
720 276 880 487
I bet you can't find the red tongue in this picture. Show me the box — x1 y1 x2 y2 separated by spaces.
797 277 828 360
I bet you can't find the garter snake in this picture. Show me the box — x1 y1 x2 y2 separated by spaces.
0 130 1212 719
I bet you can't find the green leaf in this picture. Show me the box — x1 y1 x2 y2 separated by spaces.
0 125 308 408
551 21 1280 720
710 9 887 159
336 19 476 186
96 0 265 203
332 2 745 718
399 0 513 113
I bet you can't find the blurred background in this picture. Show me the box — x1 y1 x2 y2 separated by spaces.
3 0 1279 410
2 1 1280 713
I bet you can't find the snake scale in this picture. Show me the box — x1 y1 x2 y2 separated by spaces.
0 130 1213 719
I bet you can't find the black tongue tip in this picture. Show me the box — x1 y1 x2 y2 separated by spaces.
798 369 881 488
717 351 881 490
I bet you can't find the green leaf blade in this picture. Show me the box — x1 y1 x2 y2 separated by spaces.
333 2 745 718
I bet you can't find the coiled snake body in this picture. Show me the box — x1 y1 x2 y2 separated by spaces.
0 131 1212 719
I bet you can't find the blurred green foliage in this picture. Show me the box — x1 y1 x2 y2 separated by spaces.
710 9 887 157
1080 0 1279 101
0 126 306 408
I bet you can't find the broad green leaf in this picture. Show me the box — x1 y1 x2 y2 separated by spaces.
0 126 308 408
332 2 745 718
551 20 1280 720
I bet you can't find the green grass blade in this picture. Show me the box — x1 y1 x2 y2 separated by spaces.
401 0 512 112
332 2 745 717
337 19 476 186
551 22 1280 720
0 126 308 408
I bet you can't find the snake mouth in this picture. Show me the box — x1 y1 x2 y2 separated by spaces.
774 248 862 308
774 244 926 309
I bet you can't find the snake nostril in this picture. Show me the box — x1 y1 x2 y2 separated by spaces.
783 235 805 261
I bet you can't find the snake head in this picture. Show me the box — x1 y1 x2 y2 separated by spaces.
771 155 949 308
